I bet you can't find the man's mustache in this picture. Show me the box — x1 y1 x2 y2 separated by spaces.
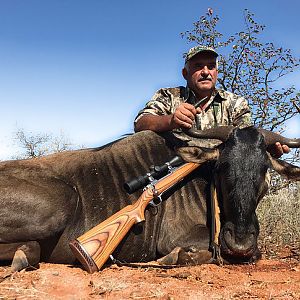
199 76 212 81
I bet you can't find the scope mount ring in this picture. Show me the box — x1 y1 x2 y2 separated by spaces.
148 183 162 207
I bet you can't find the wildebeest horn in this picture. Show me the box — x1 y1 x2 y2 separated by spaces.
267 152 300 180
185 126 300 148
258 128 300 148
184 126 235 142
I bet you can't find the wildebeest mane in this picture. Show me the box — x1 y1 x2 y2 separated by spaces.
88 134 133 152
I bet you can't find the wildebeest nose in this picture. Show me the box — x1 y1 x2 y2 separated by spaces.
222 222 257 255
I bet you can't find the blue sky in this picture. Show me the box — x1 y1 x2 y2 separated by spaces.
0 0 299 159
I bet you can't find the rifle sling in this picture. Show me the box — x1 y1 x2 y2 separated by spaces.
207 177 222 264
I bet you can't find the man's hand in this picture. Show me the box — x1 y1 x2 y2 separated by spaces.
171 103 200 129
269 142 290 158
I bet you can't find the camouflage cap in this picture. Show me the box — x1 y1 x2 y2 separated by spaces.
185 45 218 62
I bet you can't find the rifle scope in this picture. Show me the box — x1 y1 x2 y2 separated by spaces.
123 156 183 194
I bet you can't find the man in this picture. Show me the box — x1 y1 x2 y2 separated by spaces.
134 45 289 157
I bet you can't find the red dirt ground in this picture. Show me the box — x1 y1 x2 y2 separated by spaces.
0 247 299 299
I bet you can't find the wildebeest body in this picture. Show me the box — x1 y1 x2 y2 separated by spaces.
1 127 299 271
0 131 211 267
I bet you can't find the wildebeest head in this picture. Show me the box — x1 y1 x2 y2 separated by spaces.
177 126 300 263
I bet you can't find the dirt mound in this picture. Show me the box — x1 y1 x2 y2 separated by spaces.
0 255 299 299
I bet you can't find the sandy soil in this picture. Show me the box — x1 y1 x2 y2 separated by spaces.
0 246 299 300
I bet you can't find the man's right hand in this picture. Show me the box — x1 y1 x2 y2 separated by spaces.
171 103 200 129
134 103 200 133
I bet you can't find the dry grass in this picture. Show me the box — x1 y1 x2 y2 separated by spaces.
257 183 300 256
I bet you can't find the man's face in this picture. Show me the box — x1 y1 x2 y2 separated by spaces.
182 52 218 98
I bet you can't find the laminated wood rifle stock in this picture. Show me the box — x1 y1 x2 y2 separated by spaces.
69 161 199 273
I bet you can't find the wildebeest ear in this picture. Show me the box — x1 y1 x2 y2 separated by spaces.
176 147 219 164
268 153 300 180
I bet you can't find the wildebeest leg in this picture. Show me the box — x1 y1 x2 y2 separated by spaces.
0 242 40 270
0 171 79 269
0 242 40 281
157 224 212 265
158 246 212 265
11 241 40 272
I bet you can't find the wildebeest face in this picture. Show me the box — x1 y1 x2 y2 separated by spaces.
215 128 269 262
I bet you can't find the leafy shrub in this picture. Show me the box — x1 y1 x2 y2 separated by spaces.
257 183 300 256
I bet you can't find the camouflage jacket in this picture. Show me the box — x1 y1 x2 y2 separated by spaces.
134 86 252 148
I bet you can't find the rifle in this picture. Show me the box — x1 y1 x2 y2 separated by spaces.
69 156 200 273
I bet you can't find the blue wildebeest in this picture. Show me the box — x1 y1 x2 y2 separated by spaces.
0 126 299 273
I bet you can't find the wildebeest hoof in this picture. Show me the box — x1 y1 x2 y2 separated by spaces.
157 247 181 265
177 249 212 265
11 249 29 272
0 249 30 283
